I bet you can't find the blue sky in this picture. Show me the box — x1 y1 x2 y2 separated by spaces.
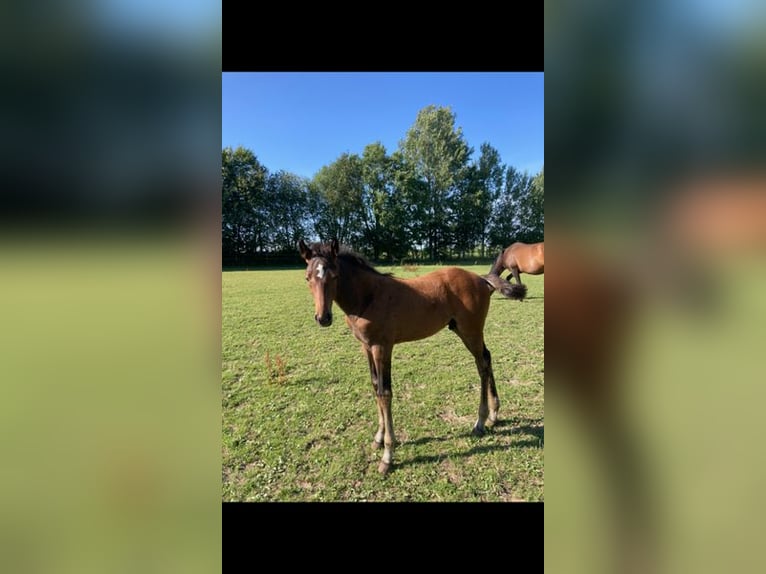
222 72 544 180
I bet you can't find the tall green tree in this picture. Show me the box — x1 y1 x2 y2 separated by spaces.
360 142 389 259
385 150 421 260
489 166 530 250
311 153 364 247
400 105 472 259
221 146 268 264
452 143 505 257
359 143 414 260
488 165 544 250
525 166 544 241
266 170 313 252
475 143 506 254
451 163 482 257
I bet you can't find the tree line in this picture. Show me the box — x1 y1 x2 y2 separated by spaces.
223 105 543 266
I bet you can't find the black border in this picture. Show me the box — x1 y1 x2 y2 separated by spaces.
222 2 543 72
224 501 543 557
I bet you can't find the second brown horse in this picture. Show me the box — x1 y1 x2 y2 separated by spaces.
299 239 526 474
490 241 545 285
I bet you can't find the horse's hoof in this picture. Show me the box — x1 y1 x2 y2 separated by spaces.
372 440 383 450
472 426 485 437
378 461 391 475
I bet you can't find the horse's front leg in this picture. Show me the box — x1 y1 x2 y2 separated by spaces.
364 345 385 449
371 344 395 474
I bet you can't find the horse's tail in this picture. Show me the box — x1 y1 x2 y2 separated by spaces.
488 250 506 276
483 273 527 300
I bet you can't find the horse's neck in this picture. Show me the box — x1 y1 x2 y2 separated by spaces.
335 264 380 317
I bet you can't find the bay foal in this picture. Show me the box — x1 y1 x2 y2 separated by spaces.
299 239 526 474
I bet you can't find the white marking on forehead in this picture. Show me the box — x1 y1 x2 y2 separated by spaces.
316 263 325 279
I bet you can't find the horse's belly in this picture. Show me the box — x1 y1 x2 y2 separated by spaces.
344 313 445 346
392 310 449 344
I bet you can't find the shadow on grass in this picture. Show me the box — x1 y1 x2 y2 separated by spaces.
395 418 544 470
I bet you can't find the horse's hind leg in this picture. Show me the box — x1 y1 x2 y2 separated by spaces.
364 345 385 449
509 266 522 285
482 344 500 427
474 343 500 435
451 323 499 436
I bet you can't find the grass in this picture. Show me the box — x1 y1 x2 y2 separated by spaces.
222 264 544 502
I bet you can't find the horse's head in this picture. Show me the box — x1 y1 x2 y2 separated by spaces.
298 238 339 327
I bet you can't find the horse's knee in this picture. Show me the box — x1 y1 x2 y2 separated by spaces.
483 345 491 364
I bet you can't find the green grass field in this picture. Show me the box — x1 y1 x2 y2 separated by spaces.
222 264 544 501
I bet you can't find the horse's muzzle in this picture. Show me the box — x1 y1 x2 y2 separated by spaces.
315 313 333 327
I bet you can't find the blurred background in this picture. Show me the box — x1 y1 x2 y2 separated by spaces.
0 1 221 572
546 0 766 572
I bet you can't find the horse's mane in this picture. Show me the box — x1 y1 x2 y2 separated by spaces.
310 242 391 277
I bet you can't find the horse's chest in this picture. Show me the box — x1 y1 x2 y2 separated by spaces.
344 315 376 345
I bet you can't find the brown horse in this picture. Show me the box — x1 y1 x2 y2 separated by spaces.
298 239 527 474
490 242 544 285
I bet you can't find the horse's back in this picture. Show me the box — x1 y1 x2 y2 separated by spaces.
403 267 490 315
507 241 544 273
402 267 486 299
508 241 544 254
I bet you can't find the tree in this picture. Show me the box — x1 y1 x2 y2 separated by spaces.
475 143 507 254
489 166 529 250
451 163 482 257
311 153 364 247
266 170 313 252
221 146 268 264
488 165 544 250
360 142 389 259
359 142 415 261
525 166 544 242
452 143 505 257
400 105 472 260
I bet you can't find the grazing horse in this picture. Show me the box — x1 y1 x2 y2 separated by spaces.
298 239 527 474
490 242 545 285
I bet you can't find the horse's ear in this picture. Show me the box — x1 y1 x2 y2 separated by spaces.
330 238 339 258
298 240 312 263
